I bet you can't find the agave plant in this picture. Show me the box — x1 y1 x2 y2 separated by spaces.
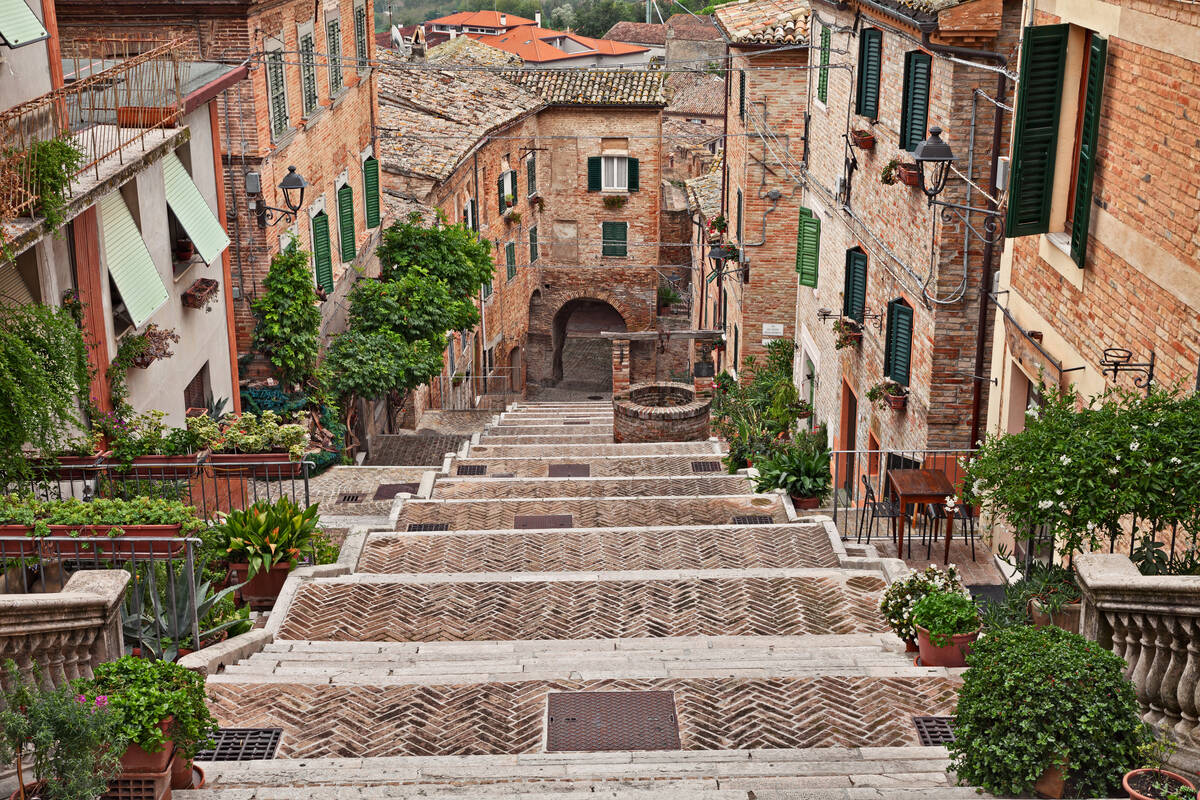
219 497 320 578
123 559 248 661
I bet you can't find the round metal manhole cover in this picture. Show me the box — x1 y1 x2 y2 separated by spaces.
587 395 603 400
750 497 773 507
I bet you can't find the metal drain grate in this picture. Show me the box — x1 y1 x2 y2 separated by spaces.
374 483 419 500
691 461 721 473
563 419 592 425
732 515 775 525
547 690 680 752
514 514 573 529
195 727 283 761
548 463 590 478
337 492 365 503
457 464 487 475
587 395 604 400
407 522 450 532
913 716 956 746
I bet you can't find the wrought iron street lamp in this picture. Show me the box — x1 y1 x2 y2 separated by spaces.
911 126 1005 243
249 166 310 228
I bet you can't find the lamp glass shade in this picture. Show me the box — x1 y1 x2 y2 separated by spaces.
278 166 309 213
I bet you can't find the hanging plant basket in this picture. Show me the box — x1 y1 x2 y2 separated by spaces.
181 278 220 310
897 162 921 187
885 393 908 411
850 130 876 150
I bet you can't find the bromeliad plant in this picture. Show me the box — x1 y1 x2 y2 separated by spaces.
879 565 966 644
217 496 320 578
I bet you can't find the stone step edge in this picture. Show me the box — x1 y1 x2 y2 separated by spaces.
303 566 883 586
261 632 900 652
367 521 820 539
403 493 773 506
451 454 733 463
433 474 749 485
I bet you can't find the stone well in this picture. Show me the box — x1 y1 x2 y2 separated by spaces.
613 382 711 443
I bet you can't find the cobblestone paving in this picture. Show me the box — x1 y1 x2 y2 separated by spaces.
277 576 888 641
206 675 959 758
396 496 785 530
447 456 727 478
359 525 839 573
432 476 754 499
366 433 465 466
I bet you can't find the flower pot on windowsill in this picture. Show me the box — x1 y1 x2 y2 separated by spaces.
897 162 921 187
885 393 908 411
174 238 195 262
850 130 876 150
915 625 980 668
181 278 220 310
229 562 293 610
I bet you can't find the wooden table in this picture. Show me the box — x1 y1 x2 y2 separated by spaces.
887 468 956 564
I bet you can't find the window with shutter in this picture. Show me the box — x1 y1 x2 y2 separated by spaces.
587 156 602 191
327 18 343 94
265 50 288 139
482 280 493 299
529 226 538 263
738 70 746 119
627 158 639 192
311 211 333 293
527 152 537 196
498 174 507 214
602 221 627 256
736 189 743 243
795 207 820 288
842 248 867 322
299 32 318 115
363 156 380 228
1069 35 1106 266
883 298 914 386
817 26 830 103
601 156 629 191
900 51 932 151
1006 24 1069 237
337 183 355 262
354 4 368 66
856 29 882 120
505 241 516 280
469 199 478 232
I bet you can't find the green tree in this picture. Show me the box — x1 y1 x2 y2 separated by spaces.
325 330 443 402
252 244 323 389
347 267 479 342
376 213 493 299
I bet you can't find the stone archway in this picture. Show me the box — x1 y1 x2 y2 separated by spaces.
551 298 627 389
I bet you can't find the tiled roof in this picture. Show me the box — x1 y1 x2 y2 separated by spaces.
666 13 724 41
860 0 967 27
603 21 668 46
383 193 437 227
501 68 668 106
685 159 722 218
427 11 535 27
714 0 810 43
426 35 522 67
469 25 649 63
665 72 724 117
664 117 721 146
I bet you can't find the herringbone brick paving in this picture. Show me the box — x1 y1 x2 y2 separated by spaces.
469 442 720 457
359 525 839 573
396 496 785 530
276 575 888 641
205 675 959 758
447 456 726 477
482 434 616 445
432 476 754 499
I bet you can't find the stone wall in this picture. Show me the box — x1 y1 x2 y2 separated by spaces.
613 382 711 442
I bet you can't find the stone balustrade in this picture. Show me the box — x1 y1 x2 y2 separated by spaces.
0 570 129 689
1076 553 1200 774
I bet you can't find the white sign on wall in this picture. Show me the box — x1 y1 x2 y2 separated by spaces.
763 323 785 337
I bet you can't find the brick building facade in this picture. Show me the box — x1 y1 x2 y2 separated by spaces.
55 0 382 365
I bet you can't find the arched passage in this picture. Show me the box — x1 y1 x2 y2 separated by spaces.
551 298 626 389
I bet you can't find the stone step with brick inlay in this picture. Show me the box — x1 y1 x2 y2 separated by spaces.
431 475 755 499
447 455 730 478
481 433 616 445
396 495 785 531
468 442 723 458
486 424 613 436
359 523 836 574
274 572 889 642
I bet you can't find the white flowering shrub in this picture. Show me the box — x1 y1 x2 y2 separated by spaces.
879 565 967 643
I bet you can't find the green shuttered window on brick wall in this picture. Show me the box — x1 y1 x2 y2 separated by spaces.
529 226 538 263
337 183 355 262
817 26 830 104
736 189 743 243
627 158 639 192
506 241 517 280
327 18 343 94
354 4 368 64
842 248 867 323
900 50 932 152
527 152 537 196
884 298 914 386
587 156 602 191
856 29 882 120
795 207 820 288
266 51 288 139
1006 24 1069 238
739 70 746 119
363 156 380 228
602 221 627 256
311 211 334 293
1070 35 1106 266
299 33 318 115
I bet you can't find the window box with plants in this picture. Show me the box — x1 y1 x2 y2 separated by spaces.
214 496 320 609
118 323 180 370
833 318 862 349
603 195 628 210
850 129 876 150
879 565 965 652
24 431 110 481
181 278 220 311
705 214 728 243
867 380 908 411
0 495 204 558
881 159 921 187
189 410 310 478
910 588 980 667
98 408 207 477
751 432 831 510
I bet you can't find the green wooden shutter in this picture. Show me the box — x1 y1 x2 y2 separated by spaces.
1006 24 1069 237
327 18 343 94
355 4 368 63
299 33 318 114
602 221 627 256
0 0 49 47
795 207 820 288
900 51 932 151
1070 35 1106 266
883 299 914 386
817 26 830 103
505 241 516 280
587 157 602 191
311 211 334 293
736 189 743 243
162 152 230 265
363 156 380 228
527 153 537 196
739 70 746 118
627 158 639 192
842 249 867 322
266 51 288 138
469 199 478 232
337 183 355 262
529 226 538 263
497 174 506 213
856 29 882 120
511 168 519 201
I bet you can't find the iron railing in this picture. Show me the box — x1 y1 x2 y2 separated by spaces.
0 38 185 220
430 367 520 410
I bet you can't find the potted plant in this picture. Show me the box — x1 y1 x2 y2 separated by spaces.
195 410 310 478
850 129 876 150
506 210 522 225
866 380 908 411
750 437 831 509
181 278 220 311
833 318 862 349
603 195 627 210
25 430 109 480
896 162 921 187
705 214 728 241
96 408 205 476
910 590 980 667
218 496 321 609
879 565 964 652
949 625 1151 799
0 661 123 800
657 283 682 313
85 657 218 782
122 558 248 663
0 495 202 558
1023 562 1083 633
881 158 899 185
532 195 545 211
1124 740 1197 800
119 324 180 370
174 238 195 263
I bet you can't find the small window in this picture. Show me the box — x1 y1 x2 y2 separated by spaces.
601 221 627 257
183 363 210 412
337 182 355 262
327 17 344 95
311 210 333 293
505 241 517 280
602 156 628 191
856 29 882 120
354 3 369 68
900 50 932 152
795 207 821 288
738 69 746 118
482 279 493 299
362 155 380 228
299 30 318 115
265 48 288 139
498 170 517 212
883 298 914 386
526 151 537 196
528 225 538 264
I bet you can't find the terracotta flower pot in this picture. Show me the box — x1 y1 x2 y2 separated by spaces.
0 525 45 556
897 163 921 187
170 749 207 789
48 524 185 558
229 562 292 610
8 780 48 800
27 450 110 480
1028 599 1082 634
1035 763 1067 798
1123 768 1196 800
209 451 302 479
124 452 204 478
915 625 980 668
851 130 876 150
791 495 821 510
885 393 907 411
121 717 174 773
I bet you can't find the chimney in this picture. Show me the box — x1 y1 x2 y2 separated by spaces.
500 13 507 25
449 29 457 39
535 11 541 26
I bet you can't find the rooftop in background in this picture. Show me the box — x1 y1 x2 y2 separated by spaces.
665 73 724 117
426 10 536 29
602 21 667 46
684 158 722 219
500 68 668 106
469 25 649 63
665 13 724 41
713 0 810 43
426 35 522 67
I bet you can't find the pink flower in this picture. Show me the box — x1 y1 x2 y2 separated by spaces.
76 694 86 704
95 695 108 707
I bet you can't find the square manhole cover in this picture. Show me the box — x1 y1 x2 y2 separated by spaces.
457 464 487 475
563 419 592 425
337 492 365 503
547 691 680 752
691 461 721 473
407 522 450 532
195 727 282 761
514 514 573 529
374 483 419 500
732 515 775 525
548 464 590 478
913 716 956 746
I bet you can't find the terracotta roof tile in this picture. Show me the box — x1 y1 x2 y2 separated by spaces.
501 68 668 106
426 35 522 67
469 25 649 62
665 72 724 117
603 21 668 46
685 158 722 218
427 11 535 27
714 0 810 43
666 13 724 41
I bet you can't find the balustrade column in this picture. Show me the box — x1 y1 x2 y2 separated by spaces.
1144 616 1172 726
1159 617 1186 732
1174 617 1199 747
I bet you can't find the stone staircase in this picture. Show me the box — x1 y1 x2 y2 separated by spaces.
181 400 974 798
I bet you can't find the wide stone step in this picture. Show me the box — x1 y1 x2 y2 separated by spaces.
359 523 836 574
431 475 754 499
180 747 982 797
395 495 784 531
481 434 615 445
487 424 612 436
468 442 722 458
447 455 731 478
273 570 890 642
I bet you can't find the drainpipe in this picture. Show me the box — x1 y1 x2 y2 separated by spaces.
920 32 1009 448
41 0 64 91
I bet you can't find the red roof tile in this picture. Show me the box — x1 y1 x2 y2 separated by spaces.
427 10 535 28
603 21 667 46
469 24 649 62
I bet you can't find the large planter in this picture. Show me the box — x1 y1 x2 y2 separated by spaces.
48 524 186 558
0 525 46 556
897 162 921 187
171 749 206 789
915 625 980 668
123 453 204 479
1123 768 1196 800
8 781 48 800
209 451 303 479
120 717 174 773
791 495 821 510
27 450 110 480
230 562 292 610
1035 764 1067 798
1028 599 1082 634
